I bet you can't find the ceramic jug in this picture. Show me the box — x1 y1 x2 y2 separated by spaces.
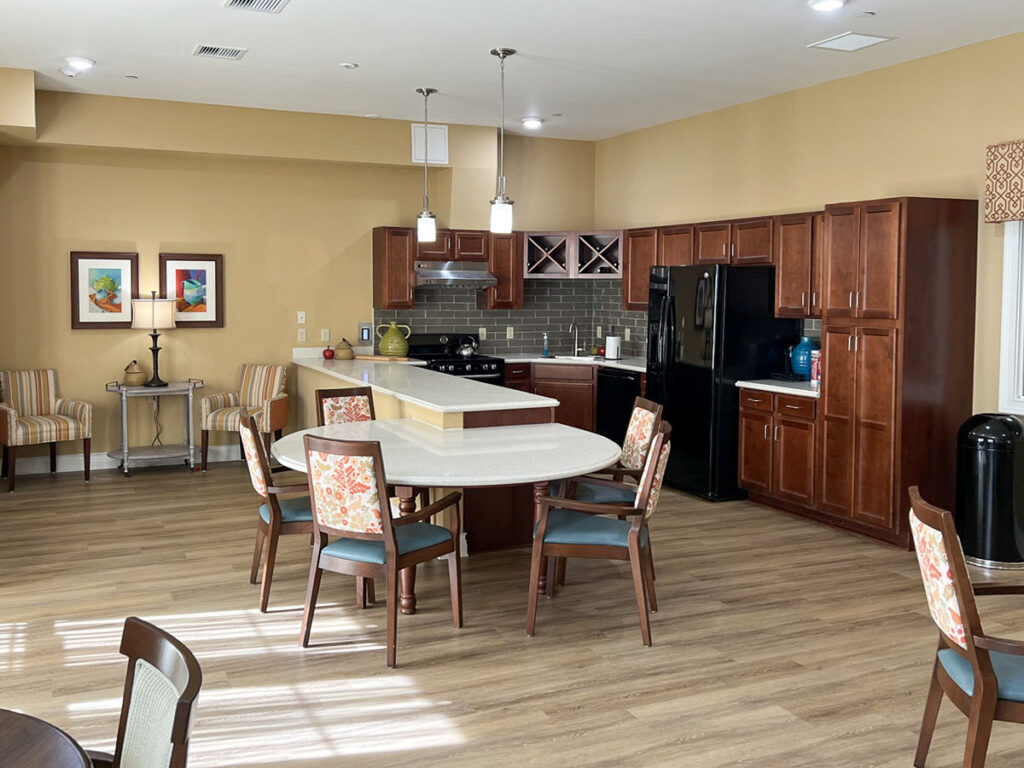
790 336 818 378
376 322 411 357
333 339 355 360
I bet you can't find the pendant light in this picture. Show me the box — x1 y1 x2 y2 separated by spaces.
489 47 515 234
415 87 438 243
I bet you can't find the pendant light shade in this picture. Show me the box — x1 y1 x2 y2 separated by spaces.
489 48 515 234
415 87 438 243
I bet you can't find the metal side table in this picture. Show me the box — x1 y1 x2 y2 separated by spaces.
105 380 204 475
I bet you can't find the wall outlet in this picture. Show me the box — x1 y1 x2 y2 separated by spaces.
506 326 514 340
297 310 306 324
624 328 631 342
478 327 487 340
297 328 307 342
596 325 602 337
321 328 331 342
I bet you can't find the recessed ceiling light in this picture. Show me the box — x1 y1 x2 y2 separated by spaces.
363 113 381 118
521 117 544 130
339 62 359 70
65 56 95 72
857 11 877 17
809 0 844 11
808 31 893 51
125 75 139 80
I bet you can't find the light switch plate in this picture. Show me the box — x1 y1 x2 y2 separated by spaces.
478 327 487 341
358 322 372 344
321 328 331 342
297 310 306 325
597 325 602 338
624 328 631 341
297 328 307 342
506 326 514 339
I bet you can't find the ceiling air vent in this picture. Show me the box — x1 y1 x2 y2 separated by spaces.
222 0 292 12
192 44 248 61
807 31 893 52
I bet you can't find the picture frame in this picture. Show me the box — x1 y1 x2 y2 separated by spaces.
70 251 140 329
159 253 224 328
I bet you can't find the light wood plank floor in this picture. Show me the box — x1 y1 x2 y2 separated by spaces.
4 464 1024 767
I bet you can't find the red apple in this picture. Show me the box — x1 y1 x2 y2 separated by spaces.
322 347 335 359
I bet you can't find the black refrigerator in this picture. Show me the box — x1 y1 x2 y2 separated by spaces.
646 265 801 501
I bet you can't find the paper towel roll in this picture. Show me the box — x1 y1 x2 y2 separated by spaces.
605 335 622 360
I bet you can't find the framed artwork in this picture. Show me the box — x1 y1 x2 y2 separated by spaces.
70 251 139 329
159 253 224 328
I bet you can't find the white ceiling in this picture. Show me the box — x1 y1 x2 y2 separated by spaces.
2 0 1023 141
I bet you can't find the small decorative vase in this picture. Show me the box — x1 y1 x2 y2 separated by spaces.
376 322 411 357
790 336 818 379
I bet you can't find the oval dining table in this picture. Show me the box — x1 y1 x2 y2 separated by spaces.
272 418 621 613
0 709 92 768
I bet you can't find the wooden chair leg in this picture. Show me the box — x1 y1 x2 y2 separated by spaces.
448 548 463 629
299 557 323 647
913 658 944 768
201 430 209 471
49 442 57 473
274 428 282 441
259 525 280 613
356 577 369 609
250 524 266 585
386 563 399 668
2 444 8 479
366 578 375 605
6 446 15 493
643 544 658 613
262 432 272 455
963 689 997 768
82 438 90 482
545 557 557 598
629 543 652 647
526 540 543 637
648 540 656 581
555 557 567 586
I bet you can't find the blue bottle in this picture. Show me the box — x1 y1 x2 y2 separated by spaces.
790 336 818 379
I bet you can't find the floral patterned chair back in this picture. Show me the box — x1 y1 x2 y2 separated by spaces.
238 416 269 498
634 422 672 519
619 398 663 471
316 386 376 427
304 436 389 536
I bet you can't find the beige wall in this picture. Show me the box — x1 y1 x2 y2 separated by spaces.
504 135 595 230
595 31 1024 411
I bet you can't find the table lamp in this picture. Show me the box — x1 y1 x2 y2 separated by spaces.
131 290 176 387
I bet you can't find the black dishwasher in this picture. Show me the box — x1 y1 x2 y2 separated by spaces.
596 367 643 444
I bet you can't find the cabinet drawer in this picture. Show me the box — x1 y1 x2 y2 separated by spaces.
506 364 531 380
532 363 594 382
775 395 816 419
739 389 772 412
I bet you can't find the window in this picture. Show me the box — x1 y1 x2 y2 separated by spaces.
999 221 1024 414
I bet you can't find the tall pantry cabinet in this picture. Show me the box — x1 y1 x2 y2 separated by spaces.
817 197 977 547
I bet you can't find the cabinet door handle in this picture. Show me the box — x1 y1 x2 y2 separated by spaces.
854 334 860 352
722 242 727 257
763 424 768 440
848 291 854 308
847 335 852 352
801 291 806 307
785 404 802 409
812 291 818 308
731 243 736 258
856 291 861 309
774 425 780 441
748 397 762 403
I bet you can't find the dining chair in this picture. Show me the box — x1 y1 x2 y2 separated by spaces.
528 421 672 647
315 386 376 426
200 363 288 471
85 616 202 768
300 434 463 667
909 486 1024 768
240 414 314 612
0 369 92 493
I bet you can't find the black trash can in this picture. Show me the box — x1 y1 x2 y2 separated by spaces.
955 413 1024 568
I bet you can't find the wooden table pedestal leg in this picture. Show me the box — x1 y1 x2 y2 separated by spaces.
396 486 417 615
533 481 549 595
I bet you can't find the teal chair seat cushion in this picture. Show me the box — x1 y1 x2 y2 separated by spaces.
538 508 648 548
259 496 314 525
322 522 453 565
939 648 1024 702
550 480 637 505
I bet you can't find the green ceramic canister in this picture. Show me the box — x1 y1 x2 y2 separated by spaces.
376 322 411 356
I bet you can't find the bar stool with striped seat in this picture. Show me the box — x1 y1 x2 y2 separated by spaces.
200 363 288 470
0 369 92 493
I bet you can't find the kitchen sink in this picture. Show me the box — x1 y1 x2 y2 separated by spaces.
551 355 598 361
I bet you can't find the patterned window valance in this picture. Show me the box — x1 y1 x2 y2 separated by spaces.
986 139 1024 222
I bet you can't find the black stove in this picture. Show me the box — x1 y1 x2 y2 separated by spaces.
407 333 505 382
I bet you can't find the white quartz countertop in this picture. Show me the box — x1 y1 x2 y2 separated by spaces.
504 354 647 373
294 357 560 413
735 379 820 399
273 420 622 487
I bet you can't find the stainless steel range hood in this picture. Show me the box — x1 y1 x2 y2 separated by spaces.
414 260 498 289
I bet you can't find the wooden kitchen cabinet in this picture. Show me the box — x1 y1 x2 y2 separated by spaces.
532 364 595 432
659 225 694 267
622 228 658 311
481 232 524 310
774 213 814 317
504 362 532 392
731 217 774 264
372 226 416 310
824 200 901 320
819 326 856 518
695 222 732 264
416 230 452 260
454 230 489 261
739 389 817 508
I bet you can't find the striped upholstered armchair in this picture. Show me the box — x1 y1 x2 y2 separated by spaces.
200 364 288 471
0 369 92 493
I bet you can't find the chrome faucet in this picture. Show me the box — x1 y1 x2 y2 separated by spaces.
569 321 581 356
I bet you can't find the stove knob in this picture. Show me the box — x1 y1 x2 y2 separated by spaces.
447 364 455 373
465 363 474 372
490 363 498 371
